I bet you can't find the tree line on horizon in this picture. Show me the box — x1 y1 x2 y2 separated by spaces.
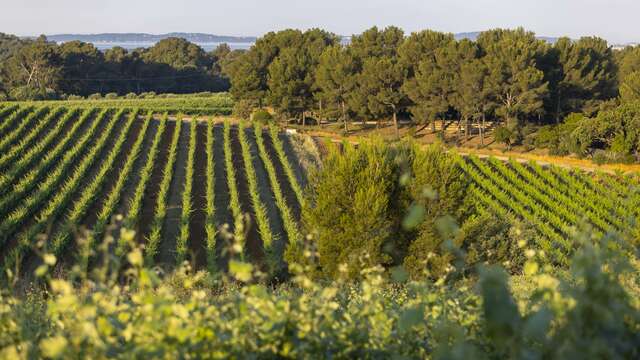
0 33 242 99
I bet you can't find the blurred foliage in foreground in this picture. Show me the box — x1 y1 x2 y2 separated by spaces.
0 223 639 359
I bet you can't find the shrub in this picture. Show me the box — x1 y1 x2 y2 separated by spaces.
9 86 54 101
493 126 512 145
299 139 397 279
139 91 156 99
125 92 137 99
87 93 102 100
298 140 470 280
104 92 118 99
252 109 274 123
456 212 529 273
67 94 84 101
233 99 254 119
401 143 470 278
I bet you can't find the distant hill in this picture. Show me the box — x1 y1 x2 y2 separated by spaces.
46 32 257 44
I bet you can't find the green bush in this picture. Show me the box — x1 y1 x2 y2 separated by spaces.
125 92 137 99
9 86 57 101
87 93 102 100
252 109 274 123
233 99 254 119
493 126 513 146
298 140 470 280
104 92 118 99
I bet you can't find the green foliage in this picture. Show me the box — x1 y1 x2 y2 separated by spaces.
251 109 273 123
0 225 638 358
299 140 469 279
301 140 398 278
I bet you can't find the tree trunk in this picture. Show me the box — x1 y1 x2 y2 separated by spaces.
341 101 348 133
302 111 306 127
393 111 399 139
480 113 486 146
431 119 436 133
464 116 469 143
319 99 323 126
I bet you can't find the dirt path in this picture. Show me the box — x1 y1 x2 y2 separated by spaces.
157 120 189 268
230 126 263 263
189 122 208 269
301 128 640 175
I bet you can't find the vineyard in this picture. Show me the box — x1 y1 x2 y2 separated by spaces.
0 102 637 280
0 103 318 280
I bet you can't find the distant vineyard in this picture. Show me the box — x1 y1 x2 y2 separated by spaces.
2 93 234 115
0 102 636 280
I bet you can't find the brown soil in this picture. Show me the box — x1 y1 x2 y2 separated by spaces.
230 126 263 264
294 120 640 174
189 122 208 269
263 132 301 221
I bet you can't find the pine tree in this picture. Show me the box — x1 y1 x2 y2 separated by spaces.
315 45 357 132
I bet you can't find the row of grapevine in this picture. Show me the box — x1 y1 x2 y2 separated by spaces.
0 108 83 194
223 121 244 253
0 107 67 172
145 115 183 263
268 126 305 208
0 106 50 154
0 108 91 201
119 114 168 255
49 109 140 256
177 119 197 263
2 109 126 273
205 120 217 271
0 104 19 122
0 106 33 137
0 109 111 240
254 125 300 268
238 122 275 268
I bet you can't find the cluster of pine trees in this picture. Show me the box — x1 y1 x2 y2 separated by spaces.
229 27 640 143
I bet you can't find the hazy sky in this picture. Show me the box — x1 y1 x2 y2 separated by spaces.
2 0 639 44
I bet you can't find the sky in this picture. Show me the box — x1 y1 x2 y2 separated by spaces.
2 0 639 44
